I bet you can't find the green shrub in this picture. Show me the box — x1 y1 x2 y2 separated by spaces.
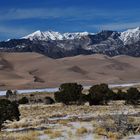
113 89 126 100
125 87 140 105
78 94 89 105
18 97 29 104
88 83 113 105
44 97 55 104
54 83 83 104
6 90 13 98
0 99 20 130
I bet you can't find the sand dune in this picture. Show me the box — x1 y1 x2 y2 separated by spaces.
0 52 140 89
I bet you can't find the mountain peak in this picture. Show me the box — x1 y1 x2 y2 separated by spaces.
134 26 140 30
2 27 140 58
22 27 140 46
23 30 44 41
22 30 94 41
120 27 140 45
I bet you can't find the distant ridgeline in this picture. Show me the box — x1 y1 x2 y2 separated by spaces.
1 27 140 58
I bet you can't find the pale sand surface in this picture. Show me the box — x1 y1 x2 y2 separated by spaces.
0 52 140 89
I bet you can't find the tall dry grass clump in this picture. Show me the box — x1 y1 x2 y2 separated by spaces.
0 131 40 140
76 127 88 135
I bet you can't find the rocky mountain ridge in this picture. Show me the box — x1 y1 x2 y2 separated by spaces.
0 27 140 58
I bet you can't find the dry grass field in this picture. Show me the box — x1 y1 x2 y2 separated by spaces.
0 102 140 140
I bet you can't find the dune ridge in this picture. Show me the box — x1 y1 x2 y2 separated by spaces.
0 52 140 89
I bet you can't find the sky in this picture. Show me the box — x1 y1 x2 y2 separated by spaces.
0 0 140 40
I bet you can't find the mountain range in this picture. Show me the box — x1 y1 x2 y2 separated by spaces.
0 27 140 58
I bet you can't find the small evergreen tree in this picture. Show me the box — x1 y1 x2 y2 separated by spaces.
6 90 13 98
78 94 89 105
18 97 29 104
88 83 113 105
114 89 126 100
54 83 83 104
125 87 140 105
0 99 20 130
44 97 55 104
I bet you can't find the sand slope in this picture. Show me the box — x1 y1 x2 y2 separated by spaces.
0 52 140 89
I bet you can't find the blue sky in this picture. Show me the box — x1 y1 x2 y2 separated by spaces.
0 0 140 40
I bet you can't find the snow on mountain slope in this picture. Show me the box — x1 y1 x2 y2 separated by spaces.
23 30 94 41
21 27 140 45
63 32 92 40
6 27 140 58
120 27 140 45
23 30 64 41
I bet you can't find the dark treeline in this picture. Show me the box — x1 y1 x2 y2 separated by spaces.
54 83 140 105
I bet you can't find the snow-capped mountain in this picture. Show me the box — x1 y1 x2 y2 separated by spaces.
23 30 64 41
63 32 92 40
120 27 140 45
1 27 140 58
23 30 93 41
23 27 140 45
